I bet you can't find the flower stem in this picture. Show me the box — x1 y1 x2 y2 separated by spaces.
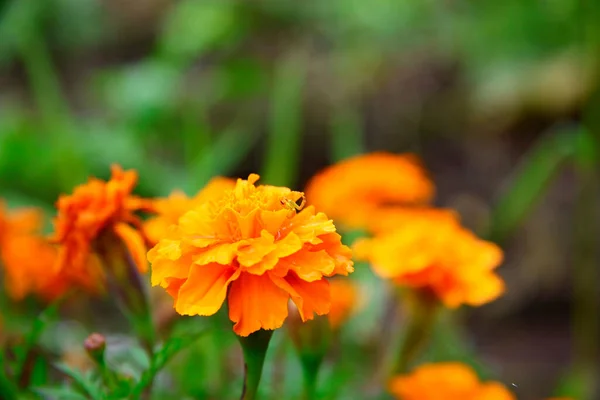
238 329 274 400
300 353 323 400
393 290 438 374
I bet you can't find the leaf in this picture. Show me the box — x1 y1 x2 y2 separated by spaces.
14 299 62 380
261 51 307 187
132 328 208 396
330 105 365 162
489 126 579 242
54 362 104 400
186 124 260 192
0 351 19 400
33 386 90 400
158 0 242 64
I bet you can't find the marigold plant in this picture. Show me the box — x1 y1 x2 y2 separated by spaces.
389 362 515 400
51 165 149 293
148 173 354 336
305 152 434 229
144 177 235 244
354 209 504 308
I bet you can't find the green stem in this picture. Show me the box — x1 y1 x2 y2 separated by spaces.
300 353 322 400
238 329 274 400
393 290 438 374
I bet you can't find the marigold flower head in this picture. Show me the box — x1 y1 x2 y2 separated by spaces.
354 210 504 308
51 165 149 292
328 279 358 329
144 177 235 244
0 202 65 300
305 152 434 230
389 362 515 400
148 173 354 337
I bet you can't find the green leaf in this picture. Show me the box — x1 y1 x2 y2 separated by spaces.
489 127 578 242
14 300 62 381
33 386 90 400
261 51 307 187
330 105 364 162
159 0 241 64
186 124 260 192
95 61 181 125
132 327 208 396
54 362 104 400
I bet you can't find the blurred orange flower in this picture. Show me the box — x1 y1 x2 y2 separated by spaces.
148 174 354 336
389 362 515 400
0 202 64 300
354 210 504 308
51 165 149 292
328 279 358 329
305 152 434 229
144 177 235 244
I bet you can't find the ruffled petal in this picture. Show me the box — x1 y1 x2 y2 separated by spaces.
278 250 335 282
179 207 230 248
175 263 240 316
228 272 289 336
148 240 191 286
269 273 330 322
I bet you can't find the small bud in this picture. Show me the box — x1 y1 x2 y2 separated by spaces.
84 333 106 365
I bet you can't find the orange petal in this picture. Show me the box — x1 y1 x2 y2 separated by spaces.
164 277 186 299
477 383 516 400
179 208 229 248
175 263 240 316
193 242 243 266
287 208 336 244
269 273 330 322
259 209 291 233
236 231 276 266
279 250 335 282
114 222 148 273
228 272 289 336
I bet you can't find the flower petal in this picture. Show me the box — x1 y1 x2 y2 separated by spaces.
278 250 335 282
175 263 240 316
269 273 330 322
179 208 230 248
228 272 289 336
148 240 191 287
114 222 148 273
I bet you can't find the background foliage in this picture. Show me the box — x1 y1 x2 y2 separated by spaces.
0 0 599 399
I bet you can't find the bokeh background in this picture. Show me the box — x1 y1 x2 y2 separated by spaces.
1 1 599 399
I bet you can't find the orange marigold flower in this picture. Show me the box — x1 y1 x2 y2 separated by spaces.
389 362 515 400
354 210 504 308
0 202 64 300
51 165 148 292
148 174 354 337
305 152 434 230
328 279 358 329
144 177 235 244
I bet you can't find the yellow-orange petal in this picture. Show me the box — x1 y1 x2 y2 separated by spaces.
114 222 148 273
388 362 515 400
305 152 434 229
279 250 335 282
176 263 240 316
228 272 290 336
